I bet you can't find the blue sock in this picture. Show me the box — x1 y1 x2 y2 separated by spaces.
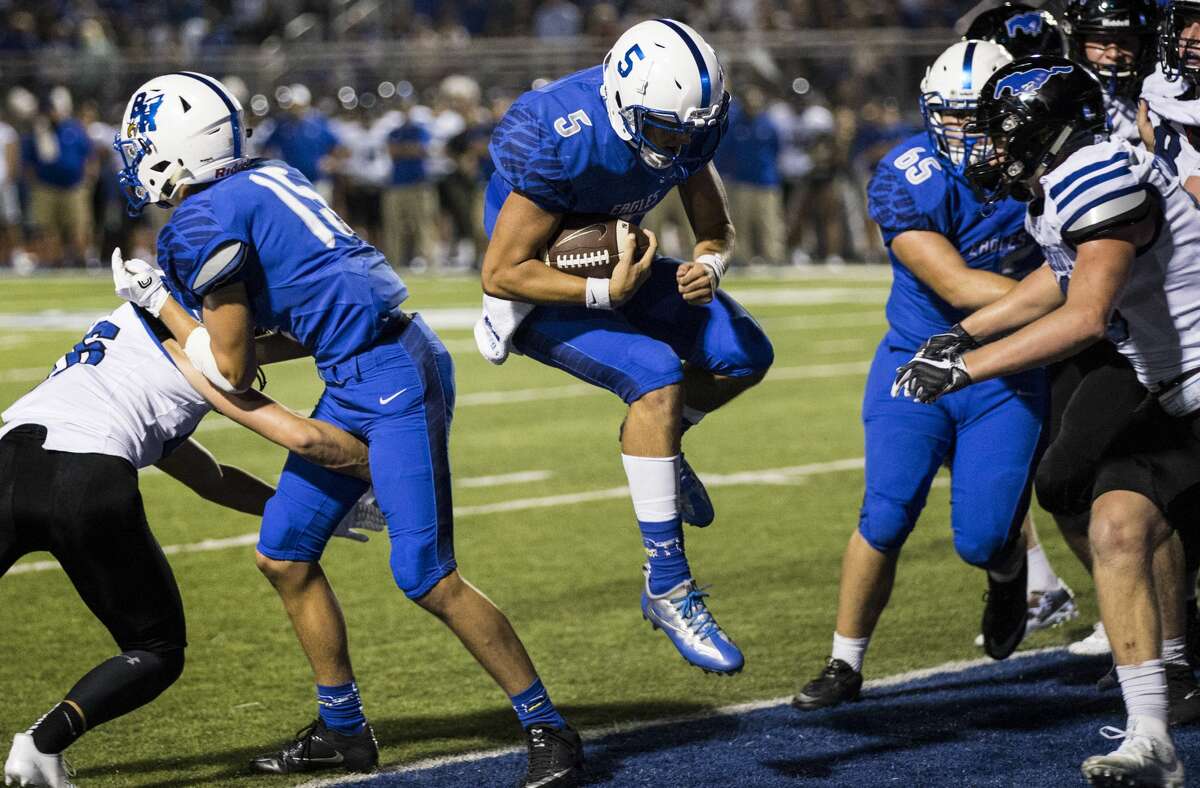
641 517 690 595
317 681 366 735
510 677 566 730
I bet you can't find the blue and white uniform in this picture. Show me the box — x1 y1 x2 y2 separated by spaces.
157 160 456 599
865 134 1047 567
483 66 773 404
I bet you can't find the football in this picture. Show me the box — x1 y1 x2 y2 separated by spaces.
543 214 649 278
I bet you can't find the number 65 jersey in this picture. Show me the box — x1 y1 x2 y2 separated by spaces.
868 132 1041 351
0 303 209 468
156 160 407 375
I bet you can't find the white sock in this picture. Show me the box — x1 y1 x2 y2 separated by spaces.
682 406 707 428
620 454 680 522
831 632 869 673
1163 636 1189 667
1026 544 1059 593
1117 659 1169 737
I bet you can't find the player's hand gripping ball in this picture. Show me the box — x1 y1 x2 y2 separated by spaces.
543 214 650 278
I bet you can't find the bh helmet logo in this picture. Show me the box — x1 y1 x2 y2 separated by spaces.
128 91 165 134
994 65 1074 98
1005 12 1044 37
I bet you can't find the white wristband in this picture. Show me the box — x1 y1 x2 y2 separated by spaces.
696 253 728 287
585 277 612 310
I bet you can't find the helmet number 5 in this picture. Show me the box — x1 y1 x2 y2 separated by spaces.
617 44 644 77
894 146 942 186
553 109 593 138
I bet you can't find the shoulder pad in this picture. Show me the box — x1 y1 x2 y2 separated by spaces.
489 102 571 214
1061 187 1155 246
867 146 948 243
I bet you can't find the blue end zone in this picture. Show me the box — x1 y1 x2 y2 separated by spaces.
326 651 1199 787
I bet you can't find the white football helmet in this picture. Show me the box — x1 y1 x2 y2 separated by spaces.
919 40 1013 171
601 19 729 176
114 72 248 214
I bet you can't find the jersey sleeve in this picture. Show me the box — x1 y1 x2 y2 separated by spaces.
488 102 572 214
867 160 947 245
1047 148 1155 246
157 199 251 301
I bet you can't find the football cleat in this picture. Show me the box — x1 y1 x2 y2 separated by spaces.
1081 722 1184 788
1071 622 1113 657
520 725 583 788
981 560 1028 660
678 454 715 527
4 733 75 788
792 658 863 711
641 568 743 674
250 718 378 774
973 583 1079 647
1167 663 1200 727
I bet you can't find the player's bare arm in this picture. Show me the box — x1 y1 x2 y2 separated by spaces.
676 162 734 304
482 190 657 307
891 230 1019 312
153 437 273 515
164 338 371 482
957 264 1066 341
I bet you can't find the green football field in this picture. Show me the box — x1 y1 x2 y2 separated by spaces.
0 271 1095 787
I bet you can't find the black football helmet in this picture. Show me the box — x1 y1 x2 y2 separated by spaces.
1062 0 1159 98
963 3 1068 58
1160 0 1200 83
965 56 1108 202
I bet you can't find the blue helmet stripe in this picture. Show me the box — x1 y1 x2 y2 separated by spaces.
656 18 711 108
171 71 243 159
962 42 977 91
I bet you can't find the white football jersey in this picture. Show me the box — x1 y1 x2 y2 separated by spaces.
0 303 210 468
1141 66 1200 180
1026 139 1200 388
1106 94 1141 146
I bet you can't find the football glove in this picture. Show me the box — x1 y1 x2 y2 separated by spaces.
111 247 169 317
892 352 972 403
916 323 979 360
332 489 386 543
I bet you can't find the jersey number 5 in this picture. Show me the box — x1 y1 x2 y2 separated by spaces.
894 146 942 186
249 166 354 249
554 109 593 138
50 321 121 377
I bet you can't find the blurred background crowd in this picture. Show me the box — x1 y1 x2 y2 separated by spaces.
0 0 997 272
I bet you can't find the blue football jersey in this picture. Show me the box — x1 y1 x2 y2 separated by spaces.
483 65 708 236
156 160 407 371
869 134 1041 350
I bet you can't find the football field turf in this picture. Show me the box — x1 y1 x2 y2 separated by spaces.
0 270 1104 786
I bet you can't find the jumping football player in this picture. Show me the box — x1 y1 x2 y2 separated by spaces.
0 299 378 788
792 41 1048 711
109 72 581 786
895 55 1200 786
476 19 774 675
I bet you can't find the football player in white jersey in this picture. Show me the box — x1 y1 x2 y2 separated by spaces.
894 57 1200 786
1063 0 1159 144
1139 1 1200 200
0 295 376 788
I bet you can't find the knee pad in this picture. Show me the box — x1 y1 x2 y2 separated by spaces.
858 493 917 554
709 297 775 378
953 529 1014 569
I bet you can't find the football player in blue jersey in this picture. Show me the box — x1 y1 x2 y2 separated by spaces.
475 20 774 676
108 73 582 786
792 40 1051 710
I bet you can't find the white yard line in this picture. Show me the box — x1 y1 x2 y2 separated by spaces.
457 470 553 488
6 458 864 576
296 647 1064 787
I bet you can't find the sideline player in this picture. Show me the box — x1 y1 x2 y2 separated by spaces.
109 73 582 786
894 56 1200 786
793 41 1047 710
476 19 774 675
0 300 377 787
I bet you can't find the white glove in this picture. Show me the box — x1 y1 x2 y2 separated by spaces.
111 247 169 317
332 489 387 543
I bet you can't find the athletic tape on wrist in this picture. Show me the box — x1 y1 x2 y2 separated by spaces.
696 253 727 287
585 277 613 310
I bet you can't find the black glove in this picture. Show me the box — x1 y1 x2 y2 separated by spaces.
916 323 979 360
892 352 973 403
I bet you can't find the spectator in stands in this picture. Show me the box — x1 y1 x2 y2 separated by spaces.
722 84 786 265
383 103 438 270
22 86 94 268
333 101 391 247
534 0 583 38
262 84 344 202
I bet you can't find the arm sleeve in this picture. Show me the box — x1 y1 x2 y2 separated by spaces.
488 103 572 214
867 163 944 245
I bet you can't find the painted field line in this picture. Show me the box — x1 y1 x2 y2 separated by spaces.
298 646 1066 787
6 458 864 576
457 470 553 488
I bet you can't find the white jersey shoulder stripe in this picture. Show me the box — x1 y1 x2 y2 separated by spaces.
1063 187 1150 235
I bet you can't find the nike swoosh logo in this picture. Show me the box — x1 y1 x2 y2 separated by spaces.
379 388 408 405
303 753 344 764
559 224 607 245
